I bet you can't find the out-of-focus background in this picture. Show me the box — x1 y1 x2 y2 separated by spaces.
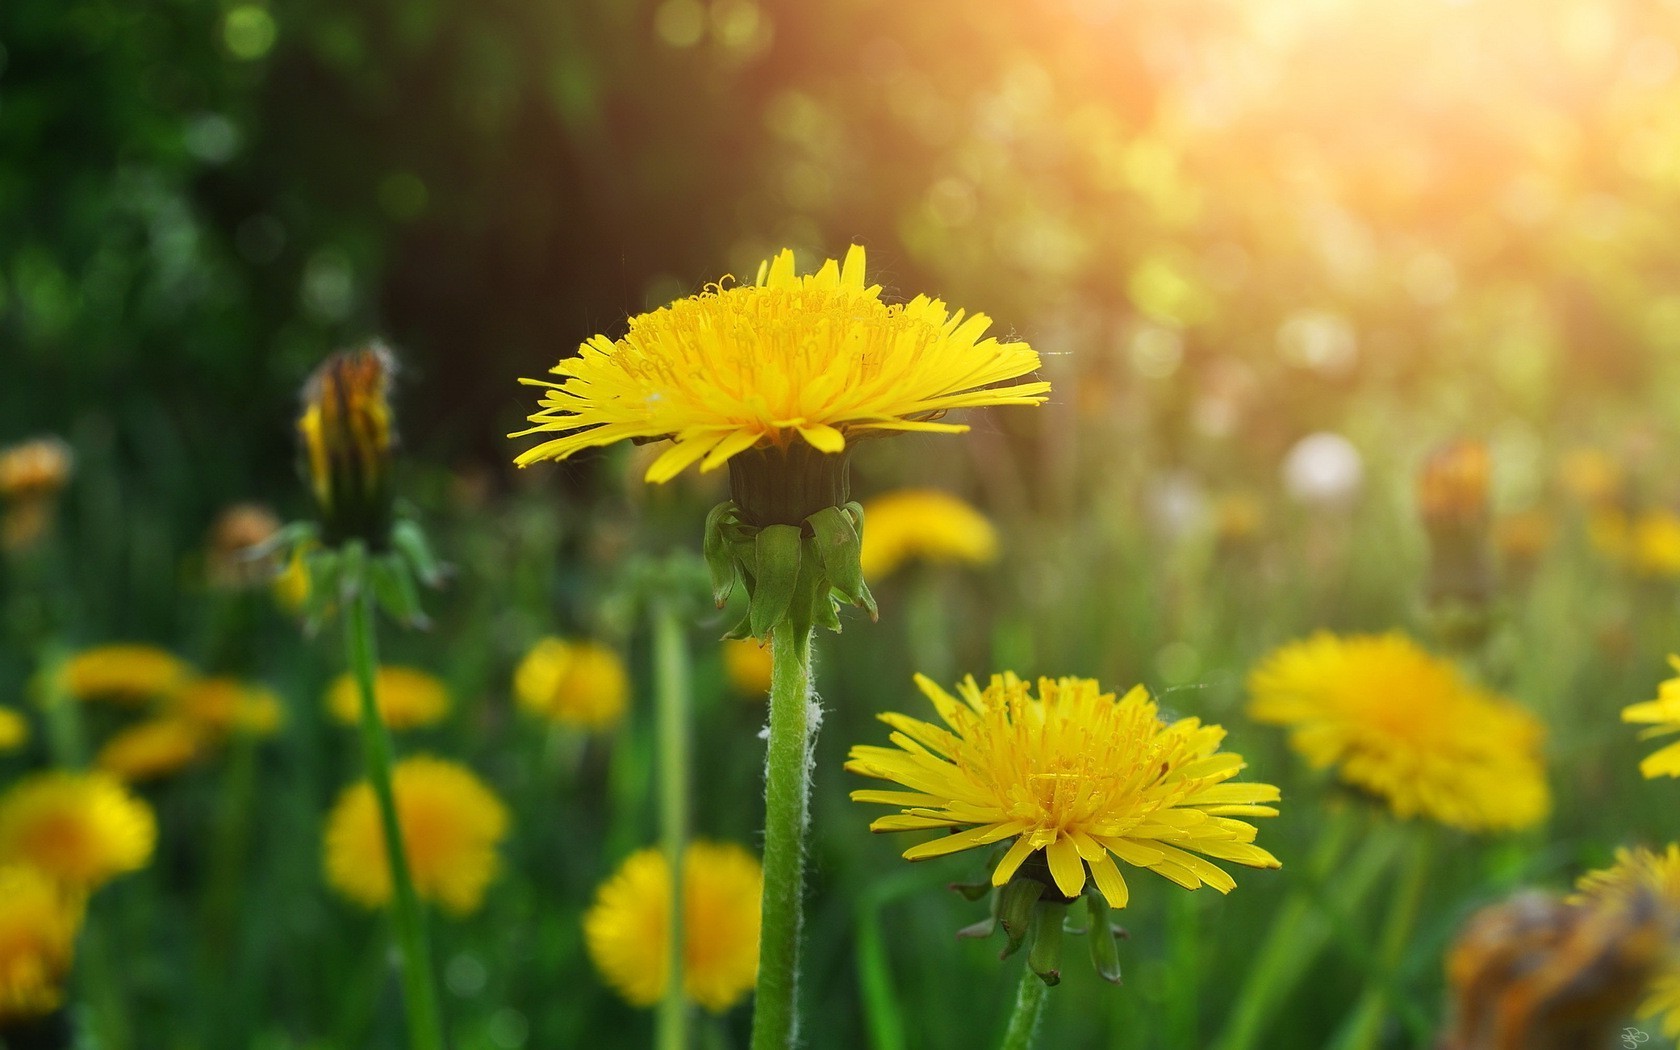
7 0 1680 1046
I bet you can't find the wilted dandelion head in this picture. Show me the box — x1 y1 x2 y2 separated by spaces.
514 638 627 731
59 645 193 707
1248 632 1550 832
847 673 1281 908
0 772 156 891
0 438 73 503
298 344 396 546
584 841 762 1013
512 245 1049 486
721 638 772 698
205 502 282 588
856 488 999 581
95 719 208 783
1441 887 1672 1050
323 755 509 916
0 864 83 1022
0 709 27 754
173 678 284 739
325 667 449 731
1573 845 1680 1040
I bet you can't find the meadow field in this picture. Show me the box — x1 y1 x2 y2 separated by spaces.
6 1 1680 1048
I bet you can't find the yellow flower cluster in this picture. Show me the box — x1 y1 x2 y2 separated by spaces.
584 841 762 1012
323 756 510 916
1248 633 1550 832
857 489 998 580
848 673 1280 908
514 638 627 731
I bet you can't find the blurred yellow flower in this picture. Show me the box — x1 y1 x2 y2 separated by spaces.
0 863 83 1022
0 772 156 890
95 719 208 783
722 638 772 698
1573 844 1680 1039
584 841 762 1012
847 673 1281 908
60 645 192 706
1248 633 1550 832
1633 510 1680 578
512 245 1049 483
1494 509 1553 566
173 678 284 738
0 438 73 502
323 755 509 916
1622 656 1680 779
325 667 450 731
1558 447 1622 507
857 489 999 580
514 638 628 731
0 708 27 753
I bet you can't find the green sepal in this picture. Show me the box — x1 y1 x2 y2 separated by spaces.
702 502 740 607
955 916 997 940
368 554 430 629
301 547 341 632
998 879 1044 960
749 525 803 637
948 881 993 903
1085 893 1123 985
391 517 445 587
1028 901 1067 986
806 506 875 616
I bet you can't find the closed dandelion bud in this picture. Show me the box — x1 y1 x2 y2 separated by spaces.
298 344 397 549
1416 440 1495 641
1026 900 1066 986
0 436 73 552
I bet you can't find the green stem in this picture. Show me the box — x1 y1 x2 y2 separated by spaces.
653 600 693 1050
1213 803 1359 1050
998 968 1049 1050
343 547 445 1050
749 624 814 1050
1333 829 1434 1050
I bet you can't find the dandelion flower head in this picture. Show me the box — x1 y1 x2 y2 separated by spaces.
0 863 83 1022
514 638 627 731
95 719 208 783
0 438 73 503
513 245 1049 483
584 841 762 1013
1574 844 1680 1039
60 645 192 706
1624 657 1680 779
0 708 27 753
0 772 156 890
1248 632 1550 832
324 755 509 916
857 488 999 580
325 667 450 731
847 673 1281 909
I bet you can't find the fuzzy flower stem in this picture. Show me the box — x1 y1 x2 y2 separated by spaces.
652 598 693 1050
1335 829 1434 1050
343 545 445 1050
999 966 1049 1050
750 624 814 1050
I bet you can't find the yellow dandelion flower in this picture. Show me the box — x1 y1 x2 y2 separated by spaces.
0 708 28 753
856 488 999 581
172 678 284 738
1634 510 1680 578
722 638 772 698
60 645 192 706
324 667 450 731
584 841 763 1013
512 245 1049 484
846 673 1281 908
514 638 627 731
0 863 83 1022
323 755 509 916
0 438 73 503
1624 657 1680 779
1574 845 1680 1039
1248 632 1550 832
95 719 208 783
0 772 156 891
